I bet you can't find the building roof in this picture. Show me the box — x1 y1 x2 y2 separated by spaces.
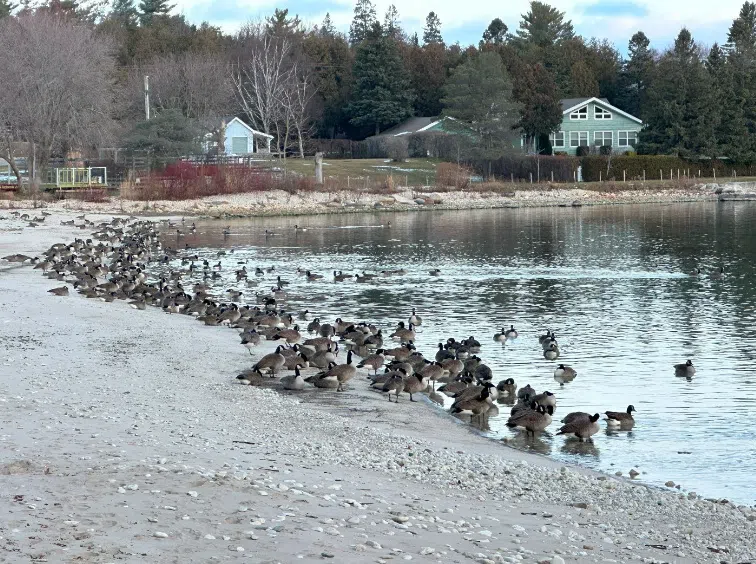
375 117 444 137
560 97 642 124
220 116 274 139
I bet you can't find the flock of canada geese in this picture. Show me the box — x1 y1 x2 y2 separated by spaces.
3 213 704 444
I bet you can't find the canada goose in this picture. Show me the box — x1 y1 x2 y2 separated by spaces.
281 367 305 391
531 390 556 408
541 333 557 350
390 322 416 343
506 404 553 433
251 346 286 377
319 323 335 338
294 224 307 232
538 330 552 345
435 343 453 362
306 318 321 334
129 299 147 310
605 404 636 427
496 378 517 398
504 325 518 339
240 330 261 353
308 363 340 389
429 268 441 276
48 286 69 296
382 371 406 402
274 326 301 344
403 372 430 401
222 226 231 236
306 270 323 281
409 308 422 326
357 349 385 375
688 267 701 276
236 368 267 386
325 350 356 391
333 270 350 282
438 374 473 397
557 413 600 441
474 363 493 382
310 344 338 368
517 384 536 402
543 342 560 360
493 328 508 342
419 361 445 389
463 336 481 350
226 289 243 301
440 357 465 379
674 359 696 377
561 411 591 425
298 309 310 320
450 386 493 415
553 364 577 384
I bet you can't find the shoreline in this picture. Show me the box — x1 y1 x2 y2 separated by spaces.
2 211 756 563
0 183 736 218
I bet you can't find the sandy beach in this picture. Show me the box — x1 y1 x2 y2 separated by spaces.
1 180 745 218
1 211 756 564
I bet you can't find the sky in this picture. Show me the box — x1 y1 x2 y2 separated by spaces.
177 0 742 53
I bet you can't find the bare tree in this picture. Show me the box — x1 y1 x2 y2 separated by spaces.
231 23 293 152
281 62 317 158
0 12 115 188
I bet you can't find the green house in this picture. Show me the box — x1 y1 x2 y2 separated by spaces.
544 97 643 156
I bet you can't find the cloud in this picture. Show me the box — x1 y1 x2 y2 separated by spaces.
174 0 741 51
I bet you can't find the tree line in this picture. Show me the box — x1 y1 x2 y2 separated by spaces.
1 0 756 189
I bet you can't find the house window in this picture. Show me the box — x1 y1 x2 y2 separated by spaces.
594 106 612 120
231 136 248 154
618 131 638 147
570 131 588 147
594 131 613 147
570 106 588 120
549 131 565 148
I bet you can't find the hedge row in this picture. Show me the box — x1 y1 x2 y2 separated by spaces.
309 132 459 160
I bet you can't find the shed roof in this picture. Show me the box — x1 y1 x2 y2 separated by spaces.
376 117 442 137
220 116 274 139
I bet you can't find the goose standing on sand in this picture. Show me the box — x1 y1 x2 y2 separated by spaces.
327 350 357 391
605 405 636 428
250 346 286 377
240 330 261 353
357 349 385 375
557 413 600 441
403 371 430 401
674 359 696 377
382 369 407 402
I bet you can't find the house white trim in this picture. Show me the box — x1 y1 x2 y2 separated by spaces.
593 131 613 146
224 117 275 139
594 106 612 120
617 130 639 147
569 106 588 120
562 97 643 124
569 131 589 148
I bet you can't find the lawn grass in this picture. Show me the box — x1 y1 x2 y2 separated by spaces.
267 157 441 187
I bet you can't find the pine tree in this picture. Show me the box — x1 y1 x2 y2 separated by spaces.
422 11 442 44
568 60 599 97
0 0 17 18
725 2 756 160
441 52 520 158
266 8 301 36
138 0 173 25
383 5 401 39
708 43 748 160
346 23 414 135
349 0 377 45
111 0 137 26
320 13 336 37
481 18 508 46
514 1 573 49
512 62 562 151
621 31 654 118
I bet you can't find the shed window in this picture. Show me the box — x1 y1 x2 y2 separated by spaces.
594 131 613 146
231 136 249 154
618 131 638 147
570 106 588 120
570 131 588 147
594 106 612 120
549 131 565 148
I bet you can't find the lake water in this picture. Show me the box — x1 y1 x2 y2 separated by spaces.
162 202 756 505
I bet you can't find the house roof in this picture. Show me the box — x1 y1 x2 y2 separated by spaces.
560 97 642 124
375 117 444 137
221 116 274 139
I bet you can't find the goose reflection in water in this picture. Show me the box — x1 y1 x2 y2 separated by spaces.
453 412 492 432
561 439 600 458
505 432 552 456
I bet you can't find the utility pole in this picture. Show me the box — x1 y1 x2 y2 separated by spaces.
144 75 150 121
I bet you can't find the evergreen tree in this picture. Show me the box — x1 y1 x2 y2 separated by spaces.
138 0 174 25
620 31 654 118
110 0 137 26
410 32 419 47
441 52 520 158
640 29 717 157
408 42 446 116
383 4 401 39
725 2 756 161
0 0 17 18
423 11 442 45
726 1 756 53
708 43 748 159
266 8 301 36
512 62 562 151
514 1 573 49
320 13 336 37
349 0 376 45
481 18 508 46
346 23 414 135
568 60 599 97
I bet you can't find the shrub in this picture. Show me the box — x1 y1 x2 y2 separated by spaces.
436 162 472 189
599 145 612 156
384 137 409 162
576 146 590 157
466 154 579 182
